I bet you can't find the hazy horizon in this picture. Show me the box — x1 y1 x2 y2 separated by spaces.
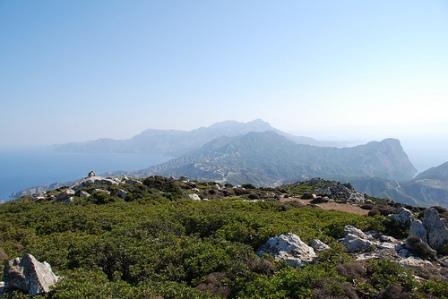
1 1 448 170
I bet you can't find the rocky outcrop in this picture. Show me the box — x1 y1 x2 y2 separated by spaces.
422 208 448 252
3 254 59 296
309 239 330 252
313 180 366 203
257 233 317 267
72 175 119 191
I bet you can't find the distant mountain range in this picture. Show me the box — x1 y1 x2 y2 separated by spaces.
129 131 416 184
55 119 344 156
17 119 448 207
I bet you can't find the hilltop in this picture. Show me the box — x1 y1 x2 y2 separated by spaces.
1 174 448 298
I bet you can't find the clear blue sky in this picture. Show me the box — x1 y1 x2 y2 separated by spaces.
1 0 448 150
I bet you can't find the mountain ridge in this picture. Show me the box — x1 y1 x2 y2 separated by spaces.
135 131 417 185
54 119 344 156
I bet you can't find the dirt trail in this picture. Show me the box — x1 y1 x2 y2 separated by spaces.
281 198 369 216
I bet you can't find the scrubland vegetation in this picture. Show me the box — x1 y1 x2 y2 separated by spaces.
1 177 447 298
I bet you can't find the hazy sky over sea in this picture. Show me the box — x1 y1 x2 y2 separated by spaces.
1 0 447 165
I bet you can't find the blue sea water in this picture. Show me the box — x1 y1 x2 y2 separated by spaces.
0 147 171 200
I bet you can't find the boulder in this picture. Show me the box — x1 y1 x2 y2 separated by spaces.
257 233 317 267
389 207 414 226
409 220 427 243
422 208 448 252
188 194 201 201
3 254 59 296
342 225 375 253
309 239 330 252
0 281 4 295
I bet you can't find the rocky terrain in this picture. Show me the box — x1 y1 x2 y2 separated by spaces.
2 173 448 297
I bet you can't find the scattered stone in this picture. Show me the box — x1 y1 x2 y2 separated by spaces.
257 233 317 267
3 254 59 296
309 239 330 252
389 207 414 226
188 194 201 201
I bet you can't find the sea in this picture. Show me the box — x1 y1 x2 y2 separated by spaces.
0 147 171 201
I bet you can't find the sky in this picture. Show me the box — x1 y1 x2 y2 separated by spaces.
1 0 448 169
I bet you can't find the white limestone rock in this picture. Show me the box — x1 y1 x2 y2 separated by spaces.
3 254 59 296
257 233 317 267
